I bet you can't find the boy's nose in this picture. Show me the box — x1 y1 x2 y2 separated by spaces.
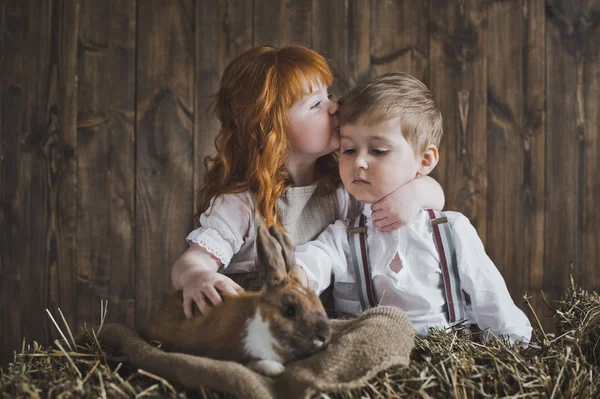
354 155 368 169
328 100 339 115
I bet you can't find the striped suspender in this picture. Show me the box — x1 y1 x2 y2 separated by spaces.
427 209 466 324
347 214 377 310
347 210 467 324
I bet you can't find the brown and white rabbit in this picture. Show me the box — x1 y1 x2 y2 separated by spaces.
141 223 331 376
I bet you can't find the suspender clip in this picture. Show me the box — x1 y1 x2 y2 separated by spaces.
431 216 448 226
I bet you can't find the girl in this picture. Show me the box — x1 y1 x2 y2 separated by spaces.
171 45 445 318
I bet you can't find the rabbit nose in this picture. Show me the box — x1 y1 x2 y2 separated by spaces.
313 317 331 349
313 333 329 350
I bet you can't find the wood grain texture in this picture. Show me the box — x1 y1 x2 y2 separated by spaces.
0 0 78 367
4 0 600 362
46 0 79 346
135 0 195 328
429 0 487 243
349 0 371 85
76 0 136 329
545 0 600 315
0 0 6 365
312 0 351 98
545 1 581 310
254 0 311 46
486 0 524 300
371 0 429 84
581 2 600 301
486 0 547 317
194 2 253 225
522 0 547 329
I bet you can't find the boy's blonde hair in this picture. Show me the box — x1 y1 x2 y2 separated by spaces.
338 72 443 153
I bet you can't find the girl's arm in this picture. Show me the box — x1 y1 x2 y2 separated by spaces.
371 175 445 232
174 192 253 318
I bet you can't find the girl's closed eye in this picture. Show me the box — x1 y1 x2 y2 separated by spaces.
341 148 356 155
311 93 333 110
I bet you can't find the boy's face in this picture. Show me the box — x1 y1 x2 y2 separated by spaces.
339 118 423 204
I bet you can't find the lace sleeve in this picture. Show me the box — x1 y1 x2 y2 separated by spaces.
186 227 232 265
186 192 254 267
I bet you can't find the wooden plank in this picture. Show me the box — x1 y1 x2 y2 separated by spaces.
194 2 253 209
486 0 524 301
486 0 546 318
0 0 78 366
349 0 371 85
0 0 5 366
582 3 600 296
312 0 351 98
76 0 136 328
428 0 487 242
544 1 598 319
545 0 600 304
522 0 547 330
371 0 429 84
47 0 79 345
135 0 195 327
254 0 311 46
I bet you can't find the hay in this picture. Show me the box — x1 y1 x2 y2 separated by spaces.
2 278 599 398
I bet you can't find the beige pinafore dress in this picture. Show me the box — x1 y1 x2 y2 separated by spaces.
229 184 338 299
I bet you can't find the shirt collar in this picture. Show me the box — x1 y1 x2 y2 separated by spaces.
362 203 373 219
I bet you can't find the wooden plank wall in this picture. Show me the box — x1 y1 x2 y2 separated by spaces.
1 0 599 367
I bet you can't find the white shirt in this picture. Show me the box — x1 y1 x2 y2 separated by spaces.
185 185 361 274
295 205 532 345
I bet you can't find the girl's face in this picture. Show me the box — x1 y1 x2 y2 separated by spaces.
287 82 340 159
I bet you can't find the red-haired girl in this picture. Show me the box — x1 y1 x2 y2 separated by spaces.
171 45 445 318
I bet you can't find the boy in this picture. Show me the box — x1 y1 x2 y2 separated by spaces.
295 73 532 344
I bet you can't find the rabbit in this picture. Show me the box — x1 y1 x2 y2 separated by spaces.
141 222 332 377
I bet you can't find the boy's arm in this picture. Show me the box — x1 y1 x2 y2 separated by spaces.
452 215 533 345
295 221 349 295
371 176 445 232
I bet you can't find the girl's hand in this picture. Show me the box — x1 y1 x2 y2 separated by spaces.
181 270 242 318
172 243 241 318
371 176 445 232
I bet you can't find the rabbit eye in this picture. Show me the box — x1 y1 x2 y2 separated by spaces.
284 304 297 318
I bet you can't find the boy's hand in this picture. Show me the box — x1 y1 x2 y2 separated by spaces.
181 271 242 318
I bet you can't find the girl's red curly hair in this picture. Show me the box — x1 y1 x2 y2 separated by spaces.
196 44 340 228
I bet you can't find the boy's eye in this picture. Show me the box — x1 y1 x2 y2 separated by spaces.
371 149 389 156
327 93 333 100
310 101 322 110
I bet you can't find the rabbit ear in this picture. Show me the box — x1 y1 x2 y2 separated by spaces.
268 225 304 284
255 221 287 288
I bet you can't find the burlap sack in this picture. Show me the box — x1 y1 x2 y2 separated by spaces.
93 306 414 399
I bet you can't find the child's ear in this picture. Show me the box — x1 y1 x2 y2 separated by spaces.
417 145 439 176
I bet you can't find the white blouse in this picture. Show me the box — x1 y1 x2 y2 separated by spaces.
295 205 532 345
186 185 361 274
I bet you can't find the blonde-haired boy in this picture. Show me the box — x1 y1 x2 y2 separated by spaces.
295 72 532 344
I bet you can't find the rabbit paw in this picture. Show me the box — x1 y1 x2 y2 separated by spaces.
247 359 285 376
